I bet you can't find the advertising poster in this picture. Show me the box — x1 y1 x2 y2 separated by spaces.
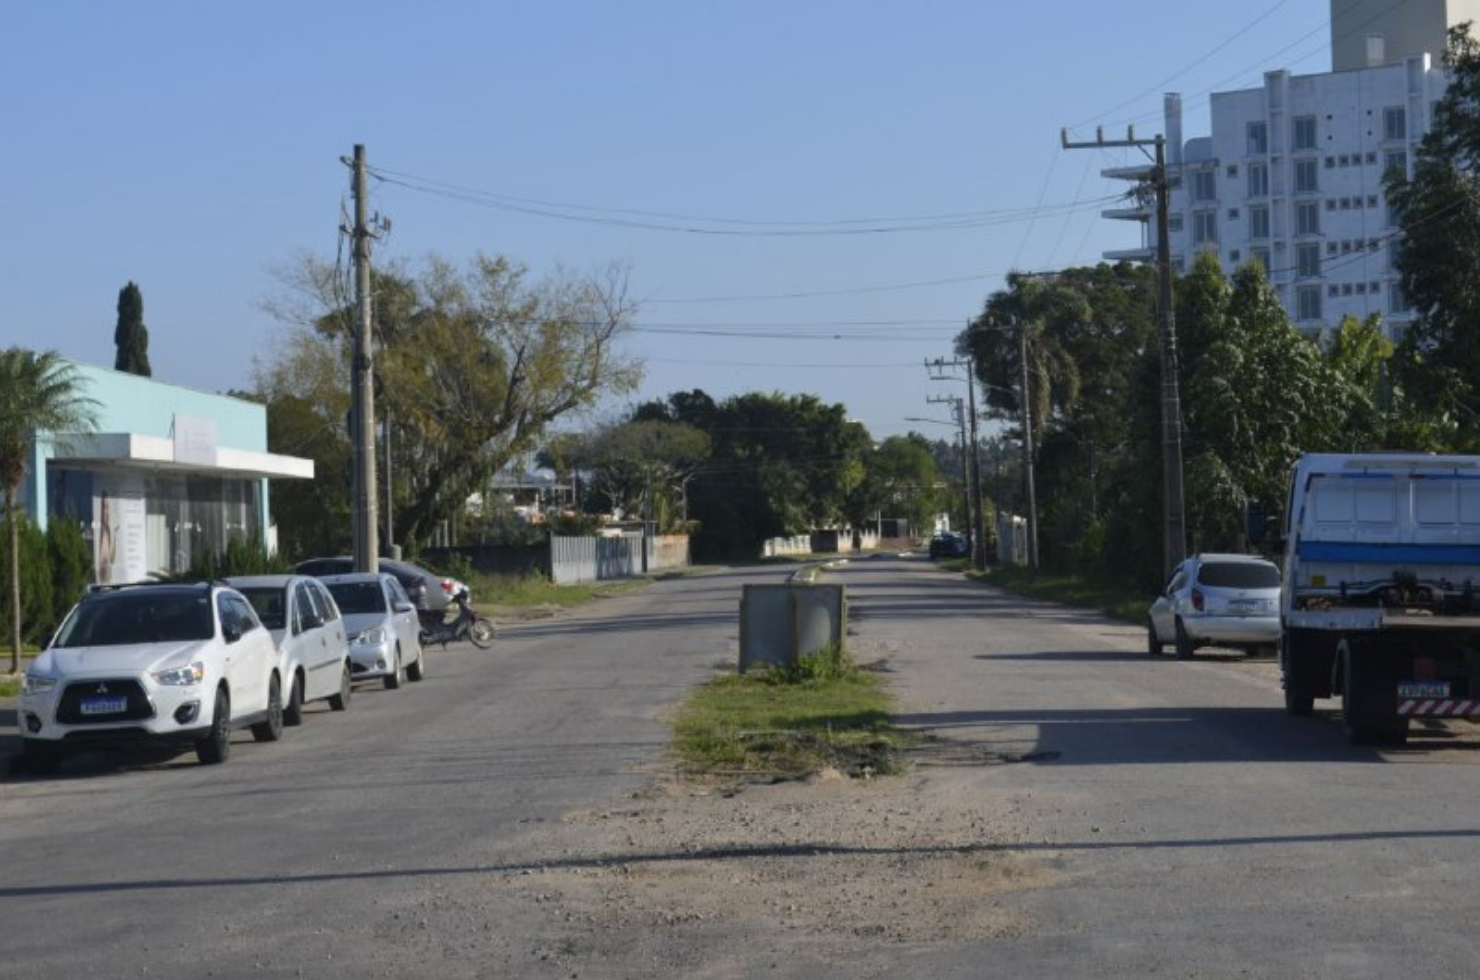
93 490 148 585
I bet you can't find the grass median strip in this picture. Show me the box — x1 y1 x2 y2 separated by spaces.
672 647 912 781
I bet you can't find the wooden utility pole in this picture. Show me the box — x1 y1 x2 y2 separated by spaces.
1061 124 1187 576
926 358 987 572
347 144 379 572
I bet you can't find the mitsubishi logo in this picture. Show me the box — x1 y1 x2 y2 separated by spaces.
95 683 109 695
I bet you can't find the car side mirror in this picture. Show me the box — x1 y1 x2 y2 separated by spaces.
394 601 416 614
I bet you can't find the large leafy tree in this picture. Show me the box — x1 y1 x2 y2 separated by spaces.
1385 24 1480 446
0 349 97 669
584 419 710 529
113 281 152 377
850 434 943 535
642 390 870 559
259 253 641 552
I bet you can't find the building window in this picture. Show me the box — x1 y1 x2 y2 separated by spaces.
1390 283 1408 313
1385 150 1408 178
1293 116 1317 151
1356 282 1367 294
1342 283 1354 296
1367 195 1378 209
1297 243 1322 278
1325 156 1336 169
1247 121 1268 155
1247 162 1269 197
1192 169 1216 202
1226 164 1239 178
1370 282 1382 294
1297 285 1323 321
1228 207 1240 220
1386 199 1400 226
1229 249 1241 263
1169 213 1184 232
1328 285 1340 297
1327 242 1340 256
1193 209 1218 244
1339 154 1350 167
1385 106 1407 141
1366 151 1378 164
1250 246 1272 271
1295 158 1319 193
1328 199 1339 211
1388 241 1403 270
1296 201 1321 236
1249 205 1270 239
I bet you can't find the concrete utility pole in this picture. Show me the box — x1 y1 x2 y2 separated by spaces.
926 358 987 572
347 144 380 573
1061 124 1187 577
1016 319 1039 570
926 394 973 544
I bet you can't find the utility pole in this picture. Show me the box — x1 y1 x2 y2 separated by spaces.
927 394 972 544
1062 124 1187 576
1017 319 1039 570
926 358 987 572
344 144 382 573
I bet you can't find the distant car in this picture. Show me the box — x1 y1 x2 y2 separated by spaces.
928 532 969 559
19 581 286 773
295 557 468 613
1148 553 1281 659
319 572 426 689
226 574 353 724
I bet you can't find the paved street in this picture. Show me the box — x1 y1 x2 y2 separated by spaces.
3 556 1480 977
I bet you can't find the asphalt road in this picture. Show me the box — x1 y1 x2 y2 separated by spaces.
4 555 1480 978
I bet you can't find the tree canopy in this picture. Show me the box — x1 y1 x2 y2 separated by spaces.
113 281 152 377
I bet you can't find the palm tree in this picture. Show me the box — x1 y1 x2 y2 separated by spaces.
0 349 98 672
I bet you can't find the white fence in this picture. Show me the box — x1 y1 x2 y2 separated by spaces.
761 528 881 558
550 533 691 585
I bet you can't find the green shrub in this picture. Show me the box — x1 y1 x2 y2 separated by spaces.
169 533 290 581
47 516 90 623
0 515 55 645
762 643 853 685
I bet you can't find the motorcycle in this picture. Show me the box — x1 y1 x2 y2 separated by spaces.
417 589 496 649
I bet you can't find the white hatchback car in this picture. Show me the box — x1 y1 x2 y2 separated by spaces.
227 575 353 724
318 572 425 689
19 582 286 773
1148 553 1282 659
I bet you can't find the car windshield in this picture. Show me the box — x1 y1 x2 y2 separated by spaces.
54 592 214 647
327 582 387 615
237 587 287 631
1198 562 1280 589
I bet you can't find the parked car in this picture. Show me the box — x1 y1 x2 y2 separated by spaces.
19 581 286 773
1148 553 1281 659
928 532 969 559
295 557 468 613
226 574 353 724
319 572 426 689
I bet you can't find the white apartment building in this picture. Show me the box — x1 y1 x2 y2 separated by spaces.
1105 1 1473 337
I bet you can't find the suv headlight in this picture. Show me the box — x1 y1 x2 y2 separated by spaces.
354 627 388 647
153 661 205 686
22 673 58 695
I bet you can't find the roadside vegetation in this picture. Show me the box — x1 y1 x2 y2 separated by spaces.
977 564 1146 625
671 645 911 781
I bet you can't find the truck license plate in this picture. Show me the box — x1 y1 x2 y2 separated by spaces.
80 696 127 715
1398 682 1450 699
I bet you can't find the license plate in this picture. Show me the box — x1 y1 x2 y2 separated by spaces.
1398 682 1450 699
80 696 127 715
1229 599 1258 614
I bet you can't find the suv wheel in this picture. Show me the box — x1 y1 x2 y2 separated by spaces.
384 649 404 690
252 674 285 742
196 687 232 765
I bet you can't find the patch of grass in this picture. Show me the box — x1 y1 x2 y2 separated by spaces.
978 564 1148 624
673 648 912 781
466 571 644 612
0 675 19 698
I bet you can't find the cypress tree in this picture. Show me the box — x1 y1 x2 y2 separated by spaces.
114 281 152 376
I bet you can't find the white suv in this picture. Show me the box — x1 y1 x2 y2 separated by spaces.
19 582 287 774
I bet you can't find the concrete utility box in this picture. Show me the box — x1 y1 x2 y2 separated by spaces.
738 583 846 673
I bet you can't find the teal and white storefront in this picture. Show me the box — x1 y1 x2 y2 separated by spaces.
23 361 313 583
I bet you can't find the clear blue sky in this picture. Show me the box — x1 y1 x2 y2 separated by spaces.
3 1 1335 441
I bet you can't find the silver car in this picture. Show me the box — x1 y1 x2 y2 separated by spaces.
227 575 353 723
1148 553 1281 659
319 572 425 689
